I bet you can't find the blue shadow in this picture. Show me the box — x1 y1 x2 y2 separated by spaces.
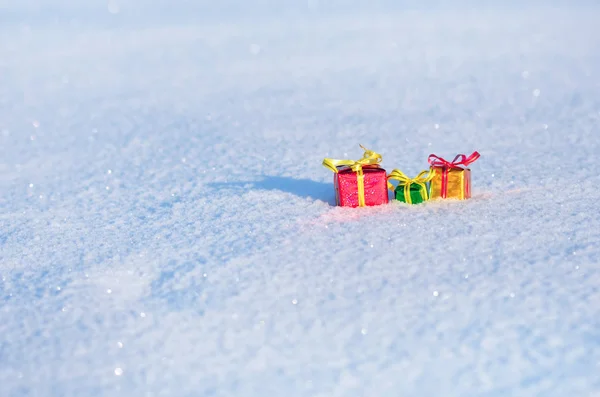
208 176 333 203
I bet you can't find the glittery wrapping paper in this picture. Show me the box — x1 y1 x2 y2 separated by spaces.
334 167 389 207
429 167 472 200
394 184 429 204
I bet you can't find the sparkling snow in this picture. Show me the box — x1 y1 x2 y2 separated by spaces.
1 2 600 396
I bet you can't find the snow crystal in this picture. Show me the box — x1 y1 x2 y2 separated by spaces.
107 1 120 14
249 44 261 55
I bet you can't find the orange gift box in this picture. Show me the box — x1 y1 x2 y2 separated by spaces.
428 152 480 200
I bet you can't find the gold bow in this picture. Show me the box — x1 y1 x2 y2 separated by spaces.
387 169 434 204
322 145 383 207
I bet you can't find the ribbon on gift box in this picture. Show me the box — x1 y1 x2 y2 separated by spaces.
387 169 434 204
428 151 480 198
322 145 383 207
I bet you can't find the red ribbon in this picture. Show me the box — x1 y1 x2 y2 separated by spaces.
428 151 480 198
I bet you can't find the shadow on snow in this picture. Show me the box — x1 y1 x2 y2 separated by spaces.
207 175 334 204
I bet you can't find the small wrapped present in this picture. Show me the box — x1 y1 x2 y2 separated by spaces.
322 145 389 207
428 151 480 200
387 169 434 204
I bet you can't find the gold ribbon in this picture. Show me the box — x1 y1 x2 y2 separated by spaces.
322 145 383 207
387 169 434 204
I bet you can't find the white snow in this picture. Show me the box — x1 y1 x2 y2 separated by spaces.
1 2 600 396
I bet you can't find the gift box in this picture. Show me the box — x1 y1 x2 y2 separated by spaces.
428 152 480 200
323 145 389 207
387 169 434 204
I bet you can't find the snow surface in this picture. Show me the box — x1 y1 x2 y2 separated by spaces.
2 2 600 396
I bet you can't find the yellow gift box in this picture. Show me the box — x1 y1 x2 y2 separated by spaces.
428 152 480 200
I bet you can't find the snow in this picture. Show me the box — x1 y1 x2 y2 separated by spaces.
2 2 600 396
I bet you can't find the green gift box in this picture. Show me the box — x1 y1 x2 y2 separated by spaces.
395 183 429 204
387 169 435 205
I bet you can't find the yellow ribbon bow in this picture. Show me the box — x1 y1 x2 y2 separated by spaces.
322 145 383 207
387 169 434 204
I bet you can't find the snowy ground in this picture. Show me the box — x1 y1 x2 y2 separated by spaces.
2 2 600 396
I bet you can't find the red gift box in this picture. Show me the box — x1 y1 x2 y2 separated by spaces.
334 165 389 207
323 145 389 208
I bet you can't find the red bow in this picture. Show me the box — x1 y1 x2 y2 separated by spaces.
428 151 480 169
